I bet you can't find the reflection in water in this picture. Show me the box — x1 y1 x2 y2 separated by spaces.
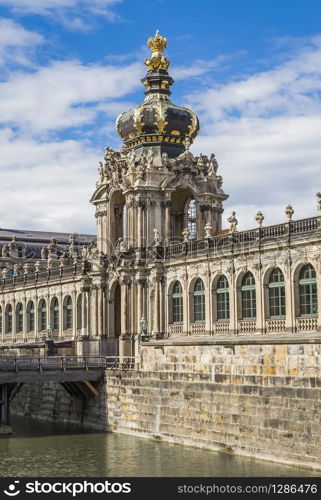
0 416 319 477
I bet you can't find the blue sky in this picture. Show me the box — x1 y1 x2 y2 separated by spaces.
0 0 321 233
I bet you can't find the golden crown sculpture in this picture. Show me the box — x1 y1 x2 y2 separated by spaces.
145 30 170 71
147 30 167 56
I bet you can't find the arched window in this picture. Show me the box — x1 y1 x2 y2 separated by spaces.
27 301 35 332
299 264 317 316
64 296 73 330
16 303 23 333
241 272 256 319
52 298 59 331
193 278 205 322
172 281 183 323
269 268 285 317
185 199 196 240
5 304 13 334
216 275 230 320
39 299 47 331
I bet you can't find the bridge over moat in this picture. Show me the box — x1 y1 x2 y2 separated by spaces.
0 355 135 434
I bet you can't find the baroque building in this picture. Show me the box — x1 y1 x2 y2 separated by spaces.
1 32 321 357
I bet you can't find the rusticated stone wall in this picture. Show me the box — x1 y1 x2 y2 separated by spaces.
12 337 321 470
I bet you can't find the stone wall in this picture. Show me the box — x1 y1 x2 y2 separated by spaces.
12 336 321 470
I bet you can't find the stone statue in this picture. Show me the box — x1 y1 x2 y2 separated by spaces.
140 316 148 338
69 233 76 256
98 161 105 181
161 151 172 169
81 244 88 259
204 222 213 238
317 192 321 213
216 175 223 189
127 150 136 172
184 137 192 150
285 204 294 221
153 228 162 246
146 148 154 168
255 211 264 227
182 227 190 242
208 153 218 175
117 238 127 253
2 243 9 257
227 211 238 232
41 246 47 260
9 236 17 251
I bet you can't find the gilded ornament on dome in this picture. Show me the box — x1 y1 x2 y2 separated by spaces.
153 101 168 134
133 106 145 135
186 109 199 137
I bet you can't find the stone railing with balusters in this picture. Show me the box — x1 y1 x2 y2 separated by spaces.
165 216 320 260
190 323 206 336
168 323 183 337
212 321 230 335
295 317 318 332
238 321 257 334
265 319 286 333
0 263 87 291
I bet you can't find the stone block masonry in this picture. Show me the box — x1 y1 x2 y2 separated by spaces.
12 336 321 471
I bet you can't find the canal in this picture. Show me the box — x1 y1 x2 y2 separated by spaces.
0 416 319 477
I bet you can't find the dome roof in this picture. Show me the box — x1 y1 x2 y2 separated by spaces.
116 31 199 155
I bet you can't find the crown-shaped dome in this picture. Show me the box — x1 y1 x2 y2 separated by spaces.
116 31 200 158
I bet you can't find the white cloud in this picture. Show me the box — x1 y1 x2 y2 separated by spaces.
172 56 227 80
188 38 321 229
0 128 98 233
0 60 142 132
0 0 123 28
0 17 43 67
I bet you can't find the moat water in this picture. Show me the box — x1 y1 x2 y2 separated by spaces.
0 416 319 477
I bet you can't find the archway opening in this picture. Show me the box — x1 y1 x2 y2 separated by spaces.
170 188 196 242
110 191 126 245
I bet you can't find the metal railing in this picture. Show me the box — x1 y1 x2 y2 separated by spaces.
0 355 137 372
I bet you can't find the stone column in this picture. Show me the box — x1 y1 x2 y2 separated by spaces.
136 279 144 334
163 199 172 244
72 290 77 339
34 294 38 340
120 278 128 335
12 299 16 341
22 296 27 340
1 299 5 342
317 264 321 331
205 271 211 334
153 278 160 334
58 292 63 339
81 290 87 337
228 267 237 335
86 290 91 338
183 275 189 336
118 277 129 361
285 258 294 333
255 264 264 333
46 292 50 339
159 278 164 336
